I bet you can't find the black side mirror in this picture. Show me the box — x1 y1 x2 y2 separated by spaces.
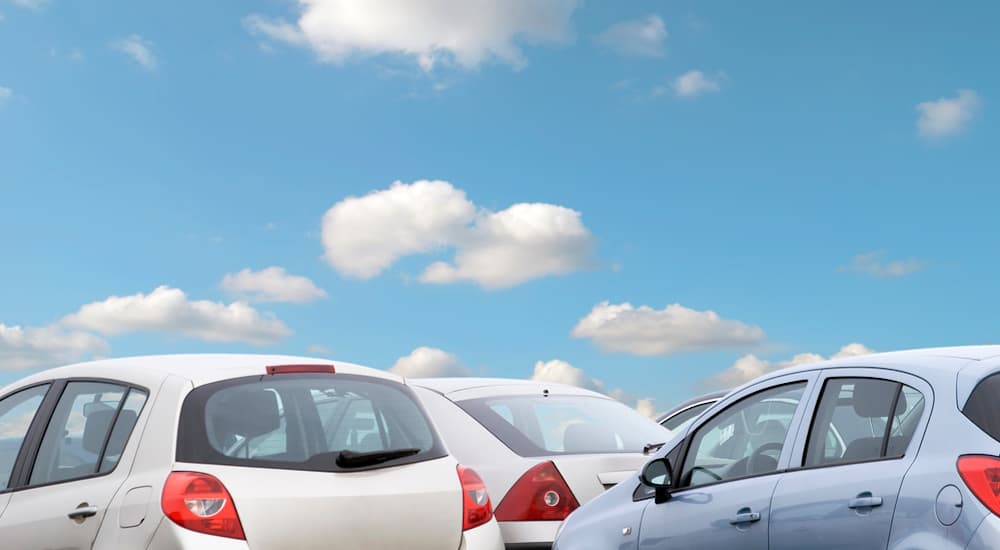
639 457 674 503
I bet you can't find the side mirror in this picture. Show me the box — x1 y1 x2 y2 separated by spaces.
639 457 674 503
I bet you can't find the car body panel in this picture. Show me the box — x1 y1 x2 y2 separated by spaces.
555 346 1000 550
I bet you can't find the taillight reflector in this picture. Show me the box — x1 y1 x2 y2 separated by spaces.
162 471 246 540
458 465 494 531
495 461 580 522
266 364 335 375
959 455 1000 516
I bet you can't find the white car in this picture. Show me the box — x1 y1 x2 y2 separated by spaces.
410 378 671 549
0 355 504 550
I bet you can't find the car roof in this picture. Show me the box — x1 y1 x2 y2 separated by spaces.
1 354 400 394
409 377 610 401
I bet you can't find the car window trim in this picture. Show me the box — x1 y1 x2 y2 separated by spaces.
9 378 150 493
661 400 716 429
671 380 811 492
1 381 57 495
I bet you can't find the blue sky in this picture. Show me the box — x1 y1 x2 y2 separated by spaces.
1 0 997 414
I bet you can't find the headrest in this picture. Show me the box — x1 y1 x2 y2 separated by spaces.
852 382 906 418
211 389 280 440
82 410 115 454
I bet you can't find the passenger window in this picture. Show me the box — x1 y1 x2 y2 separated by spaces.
30 382 126 485
680 383 806 488
98 389 148 473
804 378 923 467
0 385 50 491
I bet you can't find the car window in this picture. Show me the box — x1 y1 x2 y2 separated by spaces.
804 378 923 467
680 383 806 488
662 402 714 431
98 388 148 474
30 382 127 485
0 385 50 491
963 373 1000 442
457 395 668 457
177 374 444 472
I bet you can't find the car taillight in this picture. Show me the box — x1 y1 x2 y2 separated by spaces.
162 471 246 540
495 461 580 522
266 364 335 375
959 455 1000 516
458 465 493 531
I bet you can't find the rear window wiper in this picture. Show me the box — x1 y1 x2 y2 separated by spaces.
334 448 421 468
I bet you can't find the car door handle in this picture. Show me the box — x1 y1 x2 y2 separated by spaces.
67 505 99 520
848 492 884 509
729 508 761 525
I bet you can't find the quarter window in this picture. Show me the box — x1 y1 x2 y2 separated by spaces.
680 383 806 488
803 378 924 467
0 385 50 491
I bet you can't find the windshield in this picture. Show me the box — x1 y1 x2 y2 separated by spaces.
458 395 669 457
177 374 445 472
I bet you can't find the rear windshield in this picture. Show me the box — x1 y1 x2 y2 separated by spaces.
177 374 445 472
964 373 1000 442
458 395 669 457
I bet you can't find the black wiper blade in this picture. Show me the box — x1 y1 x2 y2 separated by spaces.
643 442 666 455
335 448 421 468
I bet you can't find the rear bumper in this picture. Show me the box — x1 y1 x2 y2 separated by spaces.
499 520 559 548
145 519 250 550
462 519 505 550
966 515 1000 550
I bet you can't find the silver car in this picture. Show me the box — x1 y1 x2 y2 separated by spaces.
0 355 504 550
554 346 1000 549
411 378 670 549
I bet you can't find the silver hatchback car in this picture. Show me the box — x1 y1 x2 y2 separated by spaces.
554 346 1000 550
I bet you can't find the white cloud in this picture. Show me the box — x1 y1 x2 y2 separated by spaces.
840 251 924 278
706 343 875 389
0 323 109 371
307 344 331 355
390 347 470 378
420 203 596 289
113 34 157 71
917 89 982 139
596 15 666 58
61 286 290 345
244 0 578 71
672 70 722 97
572 302 766 356
530 359 656 417
221 266 327 304
0 85 11 103
322 180 597 288
322 180 476 278
11 0 47 10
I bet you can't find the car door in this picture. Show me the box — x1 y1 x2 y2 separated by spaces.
769 369 932 550
637 374 816 550
0 380 148 550
0 384 52 520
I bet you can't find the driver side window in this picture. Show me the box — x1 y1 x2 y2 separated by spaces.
680 383 806 488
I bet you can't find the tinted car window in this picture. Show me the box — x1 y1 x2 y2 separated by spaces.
0 385 50 491
662 402 714 432
177 374 444 472
680 383 805 488
964 373 1000 442
31 382 126 485
458 395 668 457
804 378 923 467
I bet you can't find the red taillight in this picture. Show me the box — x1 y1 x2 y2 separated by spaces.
458 465 493 531
495 461 580 522
959 455 1000 516
162 472 246 540
266 364 335 375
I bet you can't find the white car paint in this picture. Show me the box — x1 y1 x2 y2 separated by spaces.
0 355 504 550
411 378 670 548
